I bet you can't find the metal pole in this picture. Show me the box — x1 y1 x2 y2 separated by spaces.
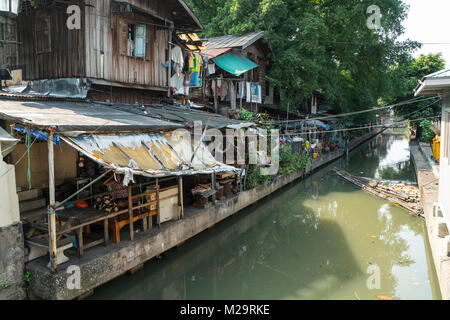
47 132 58 273
286 103 289 133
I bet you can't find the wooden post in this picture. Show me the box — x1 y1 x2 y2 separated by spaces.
128 185 134 241
213 80 218 114
104 218 109 246
77 227 84 257
47 132 58 273
178 176 184 219
156 178 160 227
167 27 173 98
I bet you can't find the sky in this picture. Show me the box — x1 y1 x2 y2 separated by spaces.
400 0 450 68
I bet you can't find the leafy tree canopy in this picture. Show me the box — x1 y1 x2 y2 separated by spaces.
385 53 445 120
187 0 423 124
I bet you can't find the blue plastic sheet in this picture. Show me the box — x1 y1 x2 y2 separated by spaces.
13 126 61 145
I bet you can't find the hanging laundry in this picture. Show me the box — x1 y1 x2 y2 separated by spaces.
188 52 195 70
207 63 216 75
236 81 245 99
170 45 184 70
170 73 185 95
229 80 237 110
219 80 229 101
190 71 202 87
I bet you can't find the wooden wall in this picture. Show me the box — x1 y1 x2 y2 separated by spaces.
85 0 170 88
17 6 85 80
87 84 165 104
17 0 171 90
243 43 267 98
0 18 19 69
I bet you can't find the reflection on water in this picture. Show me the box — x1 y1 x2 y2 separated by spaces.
90 134 441 300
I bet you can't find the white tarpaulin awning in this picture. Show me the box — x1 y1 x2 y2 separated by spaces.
61 131 239 178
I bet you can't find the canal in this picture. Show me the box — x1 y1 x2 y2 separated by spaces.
90 133 441 300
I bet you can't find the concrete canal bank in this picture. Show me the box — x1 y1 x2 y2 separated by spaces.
410 141 450 300
26 129 384 300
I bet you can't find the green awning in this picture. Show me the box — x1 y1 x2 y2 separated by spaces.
213 52 259 76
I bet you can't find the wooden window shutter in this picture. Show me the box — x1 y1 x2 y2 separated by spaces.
134 24 146 57
119 19 127 56
35 15 51 54
145 25 152 60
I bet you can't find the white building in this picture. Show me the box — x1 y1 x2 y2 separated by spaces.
415 68 450 230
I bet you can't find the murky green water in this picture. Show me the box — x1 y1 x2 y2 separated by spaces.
90 133 441 300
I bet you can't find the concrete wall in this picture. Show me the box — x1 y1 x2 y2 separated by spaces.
0 222 26 300
0 145 20 228
0 145 26 300
440 92 450 227
9 140 77 190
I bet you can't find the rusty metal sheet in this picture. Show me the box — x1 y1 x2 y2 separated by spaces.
61 131 238 178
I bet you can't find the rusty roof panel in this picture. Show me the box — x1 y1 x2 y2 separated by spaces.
62 132 238 178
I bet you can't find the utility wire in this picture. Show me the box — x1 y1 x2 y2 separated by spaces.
281 115 440 137
272 96 440 123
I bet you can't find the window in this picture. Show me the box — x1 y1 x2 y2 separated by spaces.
120 21 146 58
35 15 51 54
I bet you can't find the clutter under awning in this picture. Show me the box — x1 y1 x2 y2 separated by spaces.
61 131 239 179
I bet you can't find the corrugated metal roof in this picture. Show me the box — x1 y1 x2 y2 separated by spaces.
202 31 265 50
62 131 239 178
201 48 231 59
0 98 183 132
424 68 450 79
414 68 450 96
110 103 255 129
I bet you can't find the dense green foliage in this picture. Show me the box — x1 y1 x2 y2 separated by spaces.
385 53 446 120
187 0 421 124
418 119 435 142
239 108 254 121
279 144 310 175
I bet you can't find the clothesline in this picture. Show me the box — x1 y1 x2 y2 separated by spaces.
206 77 247 82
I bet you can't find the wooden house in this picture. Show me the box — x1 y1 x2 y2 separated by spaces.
199 31 275 113
15 0 202 103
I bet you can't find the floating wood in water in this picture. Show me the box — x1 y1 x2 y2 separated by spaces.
333 168 424 217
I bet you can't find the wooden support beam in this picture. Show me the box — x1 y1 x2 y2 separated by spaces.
47 132 58 273
104 218 109 246
128 185 134 241
77 227 84 257
178 176 184 219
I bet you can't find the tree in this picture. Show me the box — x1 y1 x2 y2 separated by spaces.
187 0 419 125
386 53 446 120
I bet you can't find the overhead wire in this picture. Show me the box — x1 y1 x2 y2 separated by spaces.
271 96 440 123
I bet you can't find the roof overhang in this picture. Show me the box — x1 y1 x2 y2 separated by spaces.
414 77 450 96
0 98 184 133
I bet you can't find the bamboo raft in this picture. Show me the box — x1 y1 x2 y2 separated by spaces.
333 168 424 217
